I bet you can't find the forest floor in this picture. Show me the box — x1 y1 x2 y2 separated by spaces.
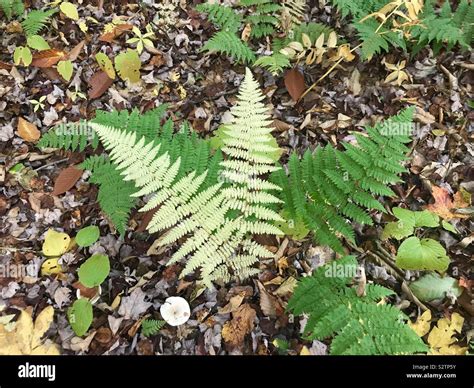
0 1 473 355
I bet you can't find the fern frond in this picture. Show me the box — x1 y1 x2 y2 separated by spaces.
240 0 281 38
201 31 256 64
288 256 428 355
254 53 291 75
281 0 307 27
272 108 413 252
196 3 241 33
141 319 165 337
21 9 56 37
0 0 24 20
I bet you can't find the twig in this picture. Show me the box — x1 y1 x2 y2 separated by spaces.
34 158 70 172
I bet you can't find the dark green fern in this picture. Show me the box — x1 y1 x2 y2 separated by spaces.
141 319 165 337
81 156 137 236
271 108 413 253
196 3 241 33
21 9 56 36
0 0 24 20
201 31 256 64
240 0 281 38
39 107 223 235
288 256 428 355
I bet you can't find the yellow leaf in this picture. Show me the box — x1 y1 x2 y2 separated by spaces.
60 1 79 21
95 52 116 79
241 23 252 42
41 258 63 276
0 307 59 355
31 306 54 350
314 34 325 49
300 346 311 355
42 229 71 257
115 49 141 83
427 313 467 355
15 310 34 354
409 310 431 337
327 31 337 48
57 60 73 81
79 21 88 33
301 33 312 49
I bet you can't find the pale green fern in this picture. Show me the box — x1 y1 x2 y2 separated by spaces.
288 256 428 355
89 69 282 286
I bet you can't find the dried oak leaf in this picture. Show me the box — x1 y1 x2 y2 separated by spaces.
31 49 67 68
99 23 133 43
426 186 469 220
88 71 114 99
17 117 40 142
221 304 256 348
284 68 306 101
52 165 83 196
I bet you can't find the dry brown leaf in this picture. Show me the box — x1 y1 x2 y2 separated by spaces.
284 68 306 101
17 117 40 142
67 40 86 61
31 49 67 68
257 281 279 318
218 293 245 314
426 186 469 220
0 60 12 70
221 304 256 348
99 23 133 43
88 71 114 99
52 166 83 196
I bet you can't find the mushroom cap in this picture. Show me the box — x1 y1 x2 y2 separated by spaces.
160 296 190 326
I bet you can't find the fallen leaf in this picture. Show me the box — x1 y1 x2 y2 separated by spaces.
426 186 469 220
221 304 256 349
284 68 306 101
88 71 113 99
67 40 85 61
218 293 245 314
99 23 133 43
52 166 83 196
118 288 152 320
0 306 59 355
41 258 64 276
257 281 279 318
427 313 467 355
17 117 40 142
409 310 432 337
42 229 71 257
31 49 67 68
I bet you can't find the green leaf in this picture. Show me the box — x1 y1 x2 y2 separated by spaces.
115 49 141 83
392 207 416 226
413 210 439 228
274 210 309 240
395 237 450 272
57 60 73 81
441 220 458 234
67 298 93 336
13 46 32 66
75 225 100 247
381 220 414 240
26 35 50 51
77 253 110 287
60 1 79 21
410 273 463 302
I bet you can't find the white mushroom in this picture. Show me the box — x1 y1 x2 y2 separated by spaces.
160 297 190 326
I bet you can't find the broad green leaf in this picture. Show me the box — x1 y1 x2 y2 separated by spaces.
42 229 71 257
381 220 414 240
410 273 462 302
413 210 439 228
57 60 73 81
395 236 450 272
392 207 416 226
95 52 115 79
115 49 141 83
67 299 93 336
441 220 457 234
60 1 79 21
75 225 100 247
13 47 32 67
78 254 110 287
27 35 50 51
